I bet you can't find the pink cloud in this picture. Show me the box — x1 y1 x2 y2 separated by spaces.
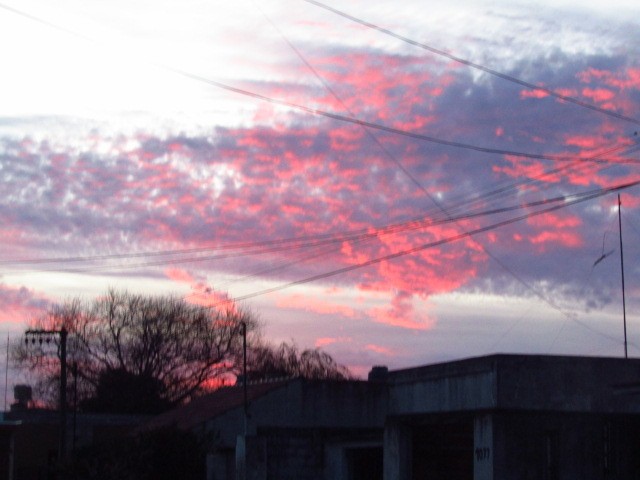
520 89 549 99
163 269 240 314
581 88 615 103
315 337 352 348
0 284 51 326
564 135 599 149
527 213 582 229
276 294 358 318
350 227 483 298
494 151 613 188
259 50 451 132
577 67 640 90
165 268 197 285
369 291 435 330
529 231 583 249
2 36 638 363
521 213 584 250
187 289 239 314
365 344 396 356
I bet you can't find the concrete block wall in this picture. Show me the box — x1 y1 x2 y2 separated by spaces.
492 412 640 480
263 431 324 480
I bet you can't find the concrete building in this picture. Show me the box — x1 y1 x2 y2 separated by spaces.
145 379 388 480
146 354 640 480
384 354 640 480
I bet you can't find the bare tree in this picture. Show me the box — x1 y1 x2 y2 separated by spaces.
246 341 353 382
16 289 257 411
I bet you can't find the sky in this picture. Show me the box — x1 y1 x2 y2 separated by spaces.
1 0 640 384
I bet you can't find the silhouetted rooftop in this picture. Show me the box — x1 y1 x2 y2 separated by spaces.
142 380 291 431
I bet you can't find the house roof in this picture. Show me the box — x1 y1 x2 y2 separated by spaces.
142 380 291 431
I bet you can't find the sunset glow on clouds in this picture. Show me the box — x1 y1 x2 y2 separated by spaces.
1 0 640 379
0 284 51 326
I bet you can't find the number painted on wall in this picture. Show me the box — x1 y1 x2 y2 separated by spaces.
475 447 491 461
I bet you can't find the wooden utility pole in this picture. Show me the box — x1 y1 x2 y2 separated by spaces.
25 328 68 459
241 322 248 430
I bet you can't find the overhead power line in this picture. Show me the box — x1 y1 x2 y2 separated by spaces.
303 0 640 127
4 182 632 274
251 5 640 337
1 3 638 167
255 3 434 202
4 1 640 333
5 139 636 275
439 141 640 219
217 179 640 305
168 67 640 165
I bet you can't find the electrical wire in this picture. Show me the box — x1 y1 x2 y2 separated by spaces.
4 190 612 273
3 1 639 350
1 3 638 167
254 4 640 347
303 0 640 127
163 66 640 165
4 136 638 276
217 179 640 305
440 142 640 218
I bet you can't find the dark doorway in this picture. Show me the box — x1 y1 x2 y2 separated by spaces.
347 446 383 480
412 420 473 480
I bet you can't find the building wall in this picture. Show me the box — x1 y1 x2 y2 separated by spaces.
206 380 387 449
493 412 640 480
382 411 640 480
390 370 497 416
263 429 324 480
495 356 640 413
231 428 385 480
388 355 640 416
474 414 493 480
384 414 475 480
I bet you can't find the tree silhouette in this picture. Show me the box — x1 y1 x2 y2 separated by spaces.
16 289 257 411
246 341 353 382
80 368 171 414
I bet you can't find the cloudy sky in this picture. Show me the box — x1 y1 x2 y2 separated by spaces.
1 0 640 379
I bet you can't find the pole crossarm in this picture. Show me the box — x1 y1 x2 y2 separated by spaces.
25 329 63 343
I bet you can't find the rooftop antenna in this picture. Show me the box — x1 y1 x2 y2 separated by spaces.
592 231 615 268
617 131 640 358
4 333 8 411
618 194 628 359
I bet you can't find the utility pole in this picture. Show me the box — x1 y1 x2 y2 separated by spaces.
241 321 248 430
237 321 249 480
25 328 68 460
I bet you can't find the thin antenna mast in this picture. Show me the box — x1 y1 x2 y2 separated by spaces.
618 194 628 358
4 333 9 411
